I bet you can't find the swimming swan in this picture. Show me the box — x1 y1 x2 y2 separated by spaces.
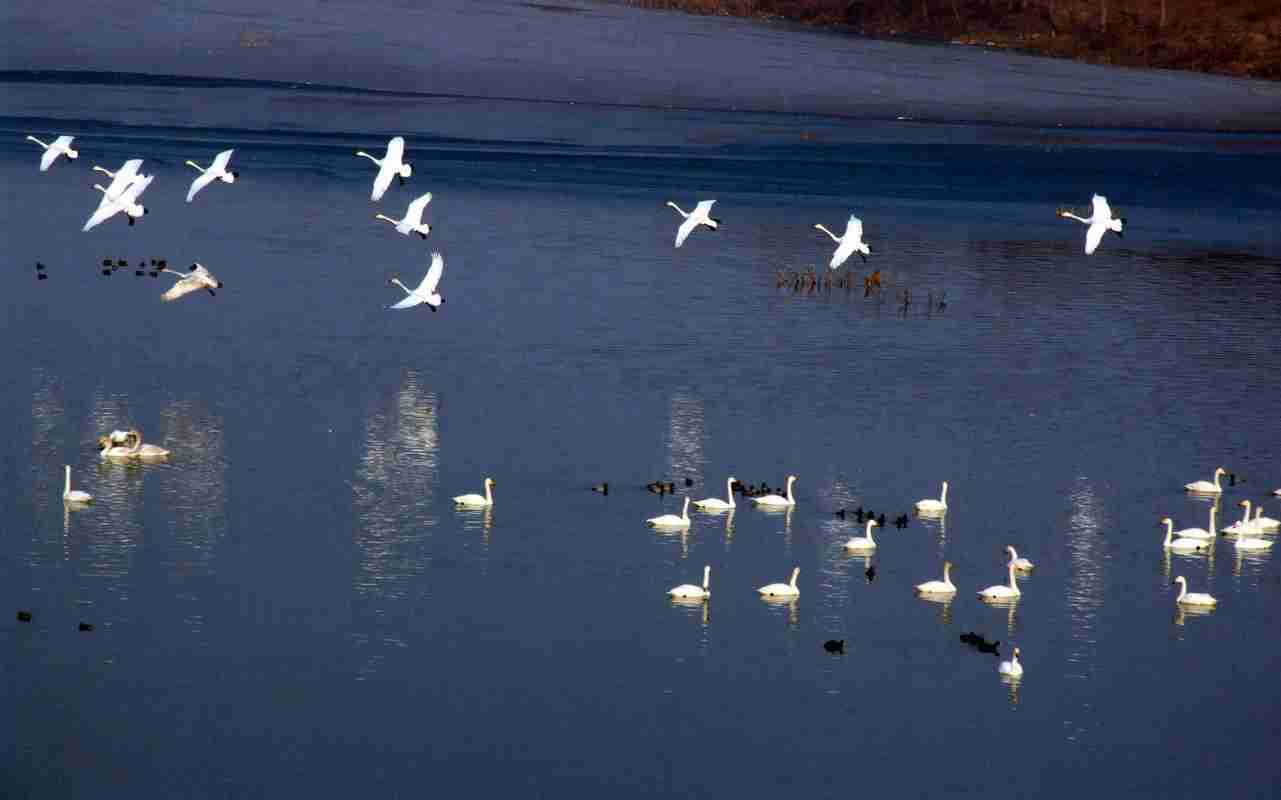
693 476 736 511
843 519 879 551
356 136 412 201
758 567 800 598
389 252 444 312
998 647 1024 677
1161 518 1210 552
1057 194 1125 255
915 561 956 595
1252 504 1279 532
915 481 948 513
668 565 711 599
63 465 92 504
27 134 78 171
453 478 494 507
647 496 691 528
1172 575 1216 606
1173 505 1218 540
814 214 870 269
1233 522 1273 551
751 474 796 508
99 429 169 459
667 199 719 248
978 561 1020 600
1221 501 1258 536
1184 467 1226 494
376 191 433 238
1006 545 1034 571
185 149 238 203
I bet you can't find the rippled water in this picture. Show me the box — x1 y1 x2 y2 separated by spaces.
4 2 1281 798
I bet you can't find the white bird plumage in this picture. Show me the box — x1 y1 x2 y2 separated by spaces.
668 565 711 600
159 263 224 302
915 561 956 595
751 474 797 508
1252 504 1279 533
185 148 238 202
1173 505 1218 540
692 476 736 511
1006 545 1034 571
356 136 412 201
28 134 78 171
1162 518 1210 552
1058 194 1125 255
1221 501 1258 536
667 199 719 248
978 561 1021 599
757 566 800 598
647 496 691 528
915 481 948 513
814 214 869 269
843 518 879 551
63 465 93 504
99 429 169 460
453 477 494 507
375 191 433 238
83 159 152 231
1172 575 1216 606
998 647 1023 677
389 252 444 312
1184 467 1226 494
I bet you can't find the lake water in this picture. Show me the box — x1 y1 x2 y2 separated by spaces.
3 1 1281 797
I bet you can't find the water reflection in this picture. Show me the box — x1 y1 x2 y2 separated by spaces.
758 504 794 548
913 514 947 557
916 593 954 626
1172 604 1216 627
760 595 800 629
665 392 704 484
980 597 1020 635
1064 478 1103 680
1000 673 1022 708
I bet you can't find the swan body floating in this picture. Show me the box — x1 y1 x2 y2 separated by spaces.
99 429 169 460
1184 467 1226 494
1162 518 1210 552
843 519 879 551
27 134 78 171
751 474 796 507
915 561 956 595
83 159 152 231
668 565 711 599
1006 545 1034 571
1172 575 1216 606
63 465 93 504
693 476 736 511
915 481 948 514
1275 489 1281 497
356 136 412 201
376 192 433 238
1252 504 1279 532
1221 501 1258 536
814 214 869 268
647 496 691 528
1231 510 1273 550
156 263 223 301
998 647 1023 677
389 252 444 312
667 199 719 248
453 477 494 507
1174 505 1218 540
758 567 800 598
1058 194 1125 255
185 149 238 203
978 561 1021 600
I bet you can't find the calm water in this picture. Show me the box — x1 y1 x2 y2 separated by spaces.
3 2 1281 798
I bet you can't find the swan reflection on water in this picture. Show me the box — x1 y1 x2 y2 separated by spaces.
980 596 1020 635
1173 603 1216 627
760 594 800 628
1000 672 1022 708
916 593 954 626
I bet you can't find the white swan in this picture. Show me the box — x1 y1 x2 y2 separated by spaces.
843 519 879 551
1172 575 1216 606
667 199 719 248
977 561 1020 600
1184 467 1226 494
1057 194 1125 255
668 565 711 600
376 191 433 238
1274 489 1281 497
1006 545 1034 571
915 561 956 595
647 496 691 528
1173 505 1219 540
83 160 153 231
1161 518 1210 552
389 252 444 312
997 647 1023 677
1252 504 1279 533
453 478 494 507
915 481 948 513
1221 501 1258 536
814 214 869 269
751 474 797 507
99 429 169 460
157 263 223 301
27 134 78 171
356 136 412 201
185 149 237 203
692 476 736 511
63 465 93 504
758 566 800 598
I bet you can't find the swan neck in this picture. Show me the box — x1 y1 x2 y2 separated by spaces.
726 477 735 506
64 466 70 493
667 201 688 217
1176 579 1187 601
1163 520 1172 547
940 482 948 504
484 480 492 504
789 568 798 588
866 519 876 543
703 566 710 590
786 476 795 503
185 160 204 172
682 496 690 520
816 225 839 242
1008 562 1018 589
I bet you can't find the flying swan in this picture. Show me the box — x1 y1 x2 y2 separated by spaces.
153 263 224 301
356 136 412 202
667 199 719 248
27 134 78 171
1058 194 1126 255
668 565 711 600
185 149 238 202
814 214 870 269
83 159 152 231
376 192 433 238
758 567 800 598
453 478 495 507
389 252 444 312
692 476 736 511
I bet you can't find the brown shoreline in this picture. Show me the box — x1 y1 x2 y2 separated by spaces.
625 0 1281 81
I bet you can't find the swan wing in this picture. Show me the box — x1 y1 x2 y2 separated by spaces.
415 252 444 295
371 163 395 201
40 143 63 171
161 275 203 302
389 294 426 310
83 202 120 231
210 149 234 174
186 169 217 202
1084 222 1106 255
692 199 715 220
118 174 153 205
674 214 700 248
385 136 405 163
404 191 433 225
106 160 144 197
844 214 863 241
1091 194 1111 220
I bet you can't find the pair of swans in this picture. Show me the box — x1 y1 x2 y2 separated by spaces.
1224 500 1280 535
389 252 445 312
63 465 92 504
454 478 495 507
1161 518 1211 552
1184 467 1226 494
27 134 78 171
915 481 948 514
752 475 797 508
1057 194 1125 255
1172 575 1216 606
814 214 870 269
185 149 238 203
83 159 153 231
99 429 170 460
356 136 412 202
667 200 719 248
